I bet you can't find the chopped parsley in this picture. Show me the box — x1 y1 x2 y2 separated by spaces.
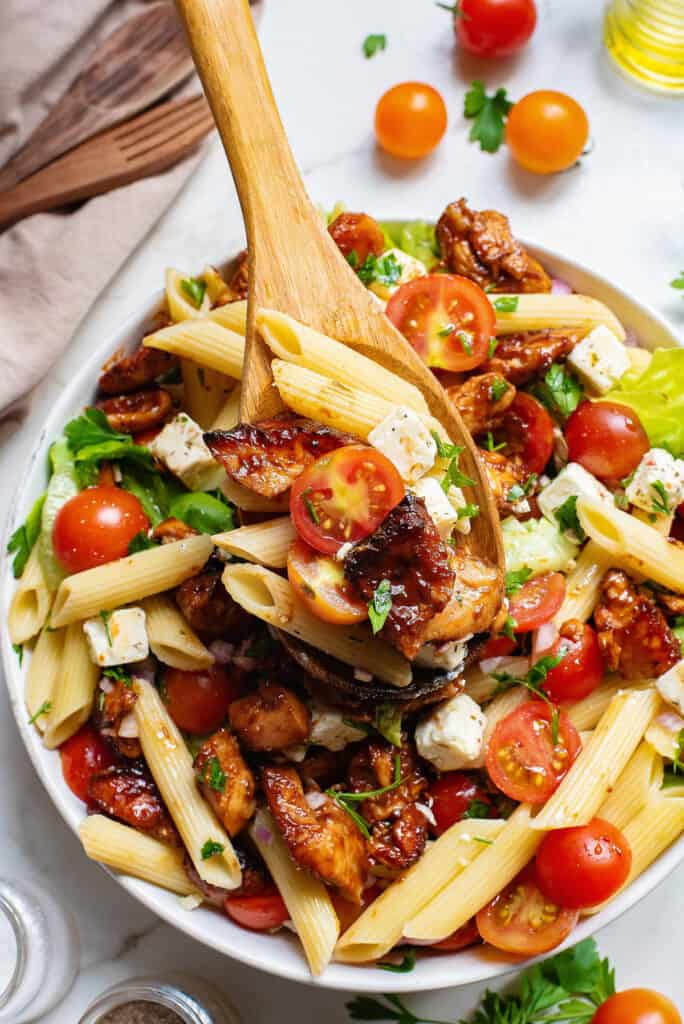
377 949 416 973
431 432 475 493
181 277 207 309
202 757 227 793
506 474 537 503
355 251 402 288
99 610 113 646
457 331 474 355
491 651 567 742
672 729 684 775
555 494 586 541
457 502 480 521
326 755 404 838
463 80 514 154
300 488 320 525
128 530 157 554
487 336 499 359
437 323 456 338
673 616 684 654
651 480 672 516
12 643 23 666
368 579 393 634
531 363 583 419
98 690 106 712
492 296 519 313
501 614 517 639
463 798 492 819
505 566 532 595
490 377 508 401
671 271 684 294
28 700 52 725
484 432 506 452
102 666 133 687
473 836 494 846
7 493 46 578
200 839 225 860
614 491 630 510
362 33 387 58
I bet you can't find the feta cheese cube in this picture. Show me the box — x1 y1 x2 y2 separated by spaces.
656 660 684 716
625 448 684 515
369 247 427 301
538 462 611 530
83 608 148 667
414 640 469 673
415 693 486 772
148 413 224 491
412 477 460 540
566 325 630 394
368 406 437 484
309 703 367 751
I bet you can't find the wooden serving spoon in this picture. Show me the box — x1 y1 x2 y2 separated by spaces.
175 0 503 577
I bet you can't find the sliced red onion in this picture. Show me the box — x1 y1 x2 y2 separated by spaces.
532 621 559 660
623 328 640 348
254 823 273 845
118 712 139 739
99 678 115 694
209 640 235 665
551 277 573 295
658 711 684 731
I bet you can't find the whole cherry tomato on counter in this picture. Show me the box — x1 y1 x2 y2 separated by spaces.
536 818 632 909
53 485 149 573
565 400 649 482
593 990 681 1024
451 0 537 58
506 90 589 174
375 82 447 159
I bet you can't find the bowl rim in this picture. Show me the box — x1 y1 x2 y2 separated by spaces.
2 239 682 993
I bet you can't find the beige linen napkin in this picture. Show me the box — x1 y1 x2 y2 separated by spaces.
0 0 207 415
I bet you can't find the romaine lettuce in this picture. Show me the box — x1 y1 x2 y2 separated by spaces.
502 516 579 576
380 220 440 269
606 348 684 456
38 438 80 590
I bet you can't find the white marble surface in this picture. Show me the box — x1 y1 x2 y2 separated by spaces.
2 0 684 1019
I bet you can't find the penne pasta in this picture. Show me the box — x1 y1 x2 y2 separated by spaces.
25 626 64 732
133 678 241 890
219 477 290 513
43 622 99 749
474 687 528 767
222 563 412 687
79 815 201 897
211 384 242 430
491 293 625 339
180 359 233 429
632 507 673 538
597 741 664 831
565 679 624 731
213 516 296 569
165 268 211 321
144 321 245 381
50 535 214 628
142 594 214 670
8 546 52 645
250 810 339 976
553 540 612 626
207 299 247 334
531 688 661 831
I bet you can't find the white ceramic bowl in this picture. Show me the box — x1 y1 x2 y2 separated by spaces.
2 243 681 993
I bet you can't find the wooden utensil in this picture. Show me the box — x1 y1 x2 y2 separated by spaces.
175 0 504 575
0 2 194 191
0 95 213 230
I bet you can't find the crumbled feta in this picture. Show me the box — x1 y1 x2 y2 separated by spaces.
411 477 460 540
625 448 684 516
415 694 486 772
414 640 469 673
335 541 354 562
656 660 684 716
368 406 437 484
538 463 611 529
83 608 148 667
309 703 367 751
369 248 427 301
148 413 224 491
566 325 630 394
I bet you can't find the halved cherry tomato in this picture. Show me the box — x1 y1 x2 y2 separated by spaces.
486 701 581 804
494 392 554 476
535 817 632 909
431 918 481 952
328 212 385 266
61 724 118 803
593 990 681 1024
479 634 517 660
225 889 289 931
375 82 447 160
565 400 649 483
164 665 241 735
53 485 149 573
453 0 537 58
476 864 579 956
287 538 368 625
386 275 495 372
508 572 566 632
290 445 404 555
506 91 589 175
430 772 496 836
541 621 604 703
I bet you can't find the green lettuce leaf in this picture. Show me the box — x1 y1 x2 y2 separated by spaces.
502 516 579 576
380 219 440 269
606 348 684 456
38 438 80 590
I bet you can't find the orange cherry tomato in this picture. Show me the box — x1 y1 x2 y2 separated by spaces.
476 864 579 957
375 82 447 159
290 445 404 555
593 990 681 1024
386 275 495 372
508 572 566 633
486 701 581 804
328 212 386 266
287 538 368 625
506 90 589 174
535 818 632 909
53 485 149 573
164 665 241 735
225 889 289 931
60 724 118 803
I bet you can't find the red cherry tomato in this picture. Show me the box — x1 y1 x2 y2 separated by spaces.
375 83 447 159
486 701 581 804
535 817 632 909
508 572 566 633
593 990 681 1024
225 889 289 931
290 445 404 555
328 212 386 266
476 865 578 957
287 539 368 625
506 91 589 175
60 724 118 802
479 634 517 660
541 622 605 703
494 392 554 476
164 665 241 735
565 400 649 482
429 772 496 836
454 0 537 58
386 275 495 372
53 485 149 573
432 918 481 952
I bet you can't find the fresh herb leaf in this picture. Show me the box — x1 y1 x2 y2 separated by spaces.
673 616 684 655
300 487 320 525
457 502 480 521
201 839 225 860
463 80 513 153
671 729 684 774
12 643 23 666
487 336 498 359
128 530 157 554
502 613 517 639
181 277 207 309
99 610 113 646
169 490 235 534
651 480 672 516
492 296 519 313
356 252 402 288
362 33 387 58
437 323 456 338
457 331 473 355
119 464 185 527
614 491 629 510
484 432 506 452
492 652 565 709
378 949 416 974
7 493 46 578
64 408 153 485
507 474 537 503
346 250 359 270
28 700 52 725
473 836 494 846
368 579 393 634
374 703 403 747
326 755 404 837
463 798 491 819
102 666 132 687
432 433 475 493
671 271 684 292
98 689 106 712
505 566 532 595
490 377 508 401
203 756 227 793
555 494 586 541
531 363 584 419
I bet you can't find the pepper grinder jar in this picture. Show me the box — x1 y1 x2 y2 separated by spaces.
78 974 243 1024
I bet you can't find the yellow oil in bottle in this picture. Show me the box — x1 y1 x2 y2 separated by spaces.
604 0 684 93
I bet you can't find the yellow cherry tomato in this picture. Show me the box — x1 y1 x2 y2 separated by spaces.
505 90 589 174
375 82 448 159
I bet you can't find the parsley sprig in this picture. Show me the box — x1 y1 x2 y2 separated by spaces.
671 271 684 294
492 296 519 313
491 652 567 742
530 364 583 419
64 408 154 488
348 251 402 288
505 566 532 595
326 755 404 838
362 33 387 58
181 277 207 309
464 81 514 154
7 494 45 578
368 579 393 634
431 433 475 493
555 495 586 541
651 480 671 516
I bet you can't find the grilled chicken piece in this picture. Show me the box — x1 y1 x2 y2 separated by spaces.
93 678 140 759
447 373 516 435
204 417 354 498
195 729 256 837
481 330 580 386
229 681 310 751
594 570 680 680
344 494 455 660
88 765 180 846
421 548 504 643
152 517 199 544
262 765 369 903
367 805 429 870
657 591 684 618
436 199 551 293
96 387 173 434
478 448 526 514
175 566 244 642
228 249 249 300
98 345 178 395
